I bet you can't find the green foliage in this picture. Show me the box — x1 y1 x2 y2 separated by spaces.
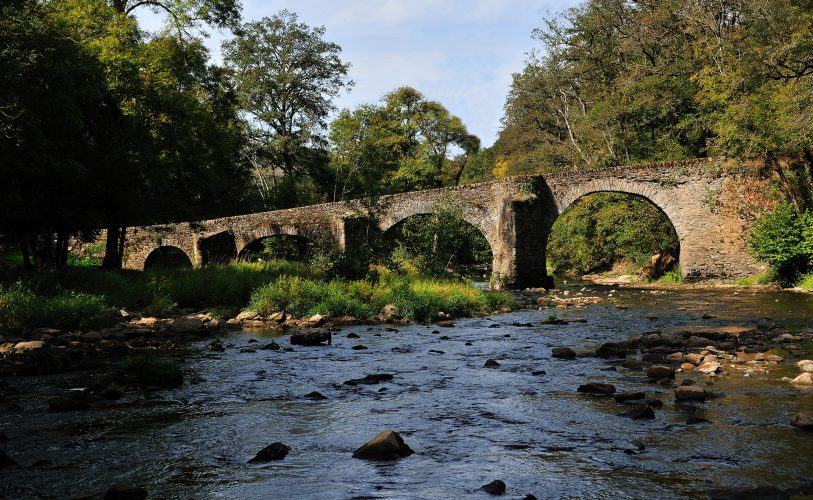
548 193 679 275
795 273 813 291
250 274 513 322
735 270 775 287
327 87 479 199
386 200 491 278
657 267 683 284
747 201 813 284
0 283 112 332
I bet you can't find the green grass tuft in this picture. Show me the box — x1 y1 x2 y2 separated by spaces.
797 273 813 291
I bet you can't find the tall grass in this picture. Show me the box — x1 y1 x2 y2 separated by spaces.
657 266 683 284
250 274 515 322
0 283 112 332
797 273 813 291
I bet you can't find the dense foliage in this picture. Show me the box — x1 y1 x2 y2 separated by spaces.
747 202 813 285
548 193 679 275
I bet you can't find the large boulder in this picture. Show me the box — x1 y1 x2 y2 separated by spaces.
169 315 205 332
235 310 259 321
352 430 414 460
13 341 45 354
696 361 722 374
797 360 813 373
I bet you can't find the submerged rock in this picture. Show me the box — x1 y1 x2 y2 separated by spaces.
104 483 147 500
207 339 225 352
577 383 616 395
613 391 646 404
484 358 500 368
791 372 813 385
352 430 414 460
290 329 331 346
304 391 328 400
619 404 655 420
551 347 576 360
343 374 394 386
646 365 675 380
260 342 280 351
248 442 291 462
481 480 507 496
791 412 813 430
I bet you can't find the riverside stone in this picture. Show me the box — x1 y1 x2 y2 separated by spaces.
675 386 706 402
551 347 577 360
791 412 813 430
248 442 290 462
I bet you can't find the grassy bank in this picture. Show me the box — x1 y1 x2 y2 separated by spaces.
0 261 513 332
250 273 513 322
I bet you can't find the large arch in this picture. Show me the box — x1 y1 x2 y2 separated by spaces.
548 178 692 279
238 233 314 262
196 230 237 265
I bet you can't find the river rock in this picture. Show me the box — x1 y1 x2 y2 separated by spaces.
378 304 399 323
595 342 629 359
551 347 576 360
13 340 45 353
352 430 414 460
81 331 103 342
577 383 616 395
207 339 225 352
347 332 360 339
613 391 646 403
696 361 721 374
352 345 368 350
796 360 813 373
647 365 675 380
260 342 280 351
308 314 326 326
343 373 394 386
666 352 684 363
236 310 259 321
481 480 507 495
675 386 706 402
304 391 327 400
791 412 813 429
619 404 655 420
685 336 717 348
622 358 644 369
683 353 704 365
134 317 158 328
680 363 695 372
290 329 331 346
790 373 813 385
248 442 290 462
170 316 205 332
267 311 286 323
104 483 148 500
484 358 500 367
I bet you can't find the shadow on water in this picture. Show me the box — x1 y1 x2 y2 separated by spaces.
1 286 812 498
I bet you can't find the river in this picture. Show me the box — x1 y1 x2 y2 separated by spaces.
1 285 812 498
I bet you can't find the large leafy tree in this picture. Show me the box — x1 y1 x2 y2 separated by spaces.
223 10 353 188
327 87 479 199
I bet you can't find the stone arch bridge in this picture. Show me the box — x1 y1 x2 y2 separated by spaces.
75 159 766 289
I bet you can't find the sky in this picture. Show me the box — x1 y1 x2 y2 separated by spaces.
137 0 580 147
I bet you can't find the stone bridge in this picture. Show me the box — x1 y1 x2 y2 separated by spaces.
74 158 767 289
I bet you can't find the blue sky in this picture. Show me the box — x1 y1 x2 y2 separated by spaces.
138 0 580 147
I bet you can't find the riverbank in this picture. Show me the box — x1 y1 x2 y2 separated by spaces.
1 285 811 498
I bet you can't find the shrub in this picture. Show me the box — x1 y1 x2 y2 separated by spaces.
657 267 683 284
748 202 812 285
798 273 813 291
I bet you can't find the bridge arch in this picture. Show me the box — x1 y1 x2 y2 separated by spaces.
143 245 194 270
236 225 330 262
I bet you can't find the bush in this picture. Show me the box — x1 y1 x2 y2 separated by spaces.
798 273 813 291
748 201 812 285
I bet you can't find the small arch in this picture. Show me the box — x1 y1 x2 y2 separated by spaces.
198 230 237 265
144 246 193 270
238 234 315 263
382 212 494 280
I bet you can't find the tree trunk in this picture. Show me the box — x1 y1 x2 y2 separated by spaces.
20 240 33 270
102 225 125 270
767 152 802 214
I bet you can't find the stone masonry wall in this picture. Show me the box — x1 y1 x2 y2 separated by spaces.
72 158 768 288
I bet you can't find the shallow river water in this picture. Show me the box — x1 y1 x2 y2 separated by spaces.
2 286 813 499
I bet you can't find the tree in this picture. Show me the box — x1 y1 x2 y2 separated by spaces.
109 0 241 33
327 87 479 199
223 10 353 185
